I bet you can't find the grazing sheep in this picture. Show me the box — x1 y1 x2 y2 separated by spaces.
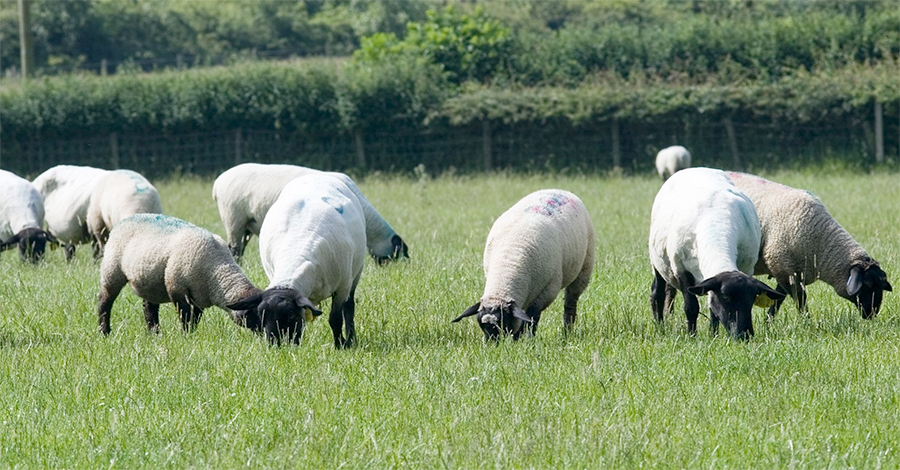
655 145 692 181
0 169 57 263
727 171 892 318
452 189 595 341
212 163 408 263
98 213 318 342
649 167 784 339
32 165 109 260
87 169 163 257
231 174 367 348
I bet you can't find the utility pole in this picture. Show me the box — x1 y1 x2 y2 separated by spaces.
18 0 34 79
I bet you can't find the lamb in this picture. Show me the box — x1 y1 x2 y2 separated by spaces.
655 145 692 181
649 167 784 339
87 169 163 257
32 165 109 260
98 213 318 342
228 174 367 348
727 171 892 318
452 189 595 341
212 163 408 263
0 169 58 263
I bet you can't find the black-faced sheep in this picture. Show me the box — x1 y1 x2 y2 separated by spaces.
32 165 109 260
649 167 784 339
453 189 595 340
0 169 57 263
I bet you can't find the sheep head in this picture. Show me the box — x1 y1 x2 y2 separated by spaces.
0 228 58 263
227 288 321 345
688 272 785 340
451 301 533 341
846 261 892 319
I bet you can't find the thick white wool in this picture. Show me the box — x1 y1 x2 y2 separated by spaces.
32 165 108 244
87 169 163 250
0 169 45 241
655 145 692 181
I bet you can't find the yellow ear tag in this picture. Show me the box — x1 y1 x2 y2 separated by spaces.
754 293 774 308
304 308 317 323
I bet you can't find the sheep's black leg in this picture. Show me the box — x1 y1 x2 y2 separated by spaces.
709 311 720 336
525 306 542 337
176 299 202 333
329 302 346 349
563 292 578 331
678 273 699 335
143 301 160 334
97 285 123 336
650 269 668 323
64 243 76 262
343 289 357 348
793 280 808 315
767 284 789 319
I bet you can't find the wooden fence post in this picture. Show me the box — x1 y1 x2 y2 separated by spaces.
101 59 108 76
611 120 621 169
110 132 119 169
723 117 741 170
354 129 366 169
482 120 493 171
234 128 243 165
874 101 884 164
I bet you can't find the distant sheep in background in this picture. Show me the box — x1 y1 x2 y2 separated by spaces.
728 171 892 318
87 169 163 257
32 165 109 260
98 213 317 340
453 189 595 341
649 167 784 339
0 169 57 263
230 174 367 348
212 163 408 263
655 145 692 181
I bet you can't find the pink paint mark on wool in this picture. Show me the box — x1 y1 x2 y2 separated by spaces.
526 194 573 217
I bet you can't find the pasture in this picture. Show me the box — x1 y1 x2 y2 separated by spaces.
1 170 898 468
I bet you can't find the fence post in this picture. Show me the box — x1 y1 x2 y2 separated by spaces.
101 59 108 76
874 101 884 164
723 117 741 170
110 132 119 169
482 120 493 171
611 120 621 169
354 129 366 169
234 128 243 165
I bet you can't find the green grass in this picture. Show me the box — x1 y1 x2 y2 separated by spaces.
1 170 898 468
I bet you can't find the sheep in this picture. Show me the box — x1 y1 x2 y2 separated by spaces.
452 189 595 341
727 171 892 319
229 174 367 348
212 163 408 264
98 213 319 342
649 167 784 339
32 165 109 260
0 169 58 263
655 145 692 181
87 169 163 258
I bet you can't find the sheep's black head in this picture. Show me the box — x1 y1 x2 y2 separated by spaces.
374 235 409 265
846 261 892 319
0 228 58 263
227 288 321 345
451 301 533 341
688 272 785 340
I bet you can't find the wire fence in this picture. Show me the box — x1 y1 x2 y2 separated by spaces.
1 118 897 179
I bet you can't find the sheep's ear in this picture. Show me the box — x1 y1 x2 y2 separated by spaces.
753 278 785 304
294 295 322 317
847 266 863 297
451 302 480 323
512 306 533 324
41 231 60 249
0 234 20 252
227 292 264 311
884 279 893 292
687 277 720 296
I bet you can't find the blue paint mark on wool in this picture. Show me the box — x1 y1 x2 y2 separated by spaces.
321 196 344 214
525 192 573 217
130 213 193 232
123 170 150 193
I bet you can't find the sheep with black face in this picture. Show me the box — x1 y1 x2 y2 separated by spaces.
649 167 785 339
453 189 595 341
0 169 57 263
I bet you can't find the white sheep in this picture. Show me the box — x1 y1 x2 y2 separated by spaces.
0 169 57 263
229 174 367 348
655 145 692 181
649 167 784 338
98 213 319 342
212 163 407 263
727 171 892 318
32 165 109 260
87 169 163 257
452 189 595 340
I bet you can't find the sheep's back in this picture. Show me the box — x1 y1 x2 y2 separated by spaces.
0 170 44 239
33 166 108 241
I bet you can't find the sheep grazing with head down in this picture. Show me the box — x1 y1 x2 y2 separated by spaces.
87 169 163 258
212 163 408 263
98 213 318 341
649 167 784 339
452 189 595 341
727 171 892 318
655 145 692 181
229 174 367 348
0 169 58 263
32 165 109 260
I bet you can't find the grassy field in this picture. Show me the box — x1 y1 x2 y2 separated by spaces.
1 170 898 468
